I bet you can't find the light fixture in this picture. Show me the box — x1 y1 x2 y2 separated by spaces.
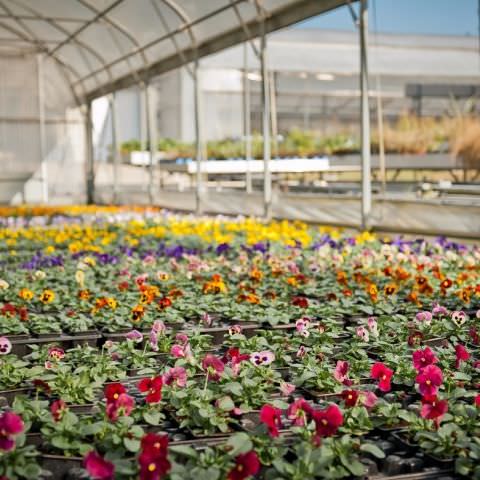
246 72 262 81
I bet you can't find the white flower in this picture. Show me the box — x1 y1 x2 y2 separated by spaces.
0 279 9 290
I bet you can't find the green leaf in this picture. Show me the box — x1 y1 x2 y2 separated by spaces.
217 396 235 411
346 459 366 476
169 445 198 458
360 443 386 459
123 437 141 452
143 410 162 425
225 432 253 456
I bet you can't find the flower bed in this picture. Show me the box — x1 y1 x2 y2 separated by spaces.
0 209 479 479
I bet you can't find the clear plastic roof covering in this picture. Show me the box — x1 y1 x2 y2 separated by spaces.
0 0 348 103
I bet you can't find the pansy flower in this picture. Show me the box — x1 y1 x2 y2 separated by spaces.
416 364 443 397
455 344 470 369
0 412 24 451
287 398 313 426
202 354 225 381
228 451 260 480
104 383 126 403
138 376 163 403
84 451 115 480
420 395 448 428
250 351 275 366
371 362 393 392
163 366 187 388
0 337 11 355
412 347 438 372
312 404 343 441
259 404 283 437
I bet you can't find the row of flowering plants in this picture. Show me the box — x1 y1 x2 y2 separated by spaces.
0 209 479 478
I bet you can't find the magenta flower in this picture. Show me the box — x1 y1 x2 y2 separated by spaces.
412 347 438 372
84 451 115 480
126 330 143 343
152 320 166 335
149 330 159 352
415 311 432 324
416 364 443 397
170 344 186 358
260 404 283 437
202 354 225 381
0 412 24 451
432 305 448 316
361 391 378 408
163 366 187 388
296 345 306 358
356 326 369 342
333 360 351 385
175 333 189 345
420 395 448 428
455 344 470 369
287 398 313 426
106 393 135 421
371 362 394 392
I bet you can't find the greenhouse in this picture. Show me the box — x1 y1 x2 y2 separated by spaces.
0 1 479 480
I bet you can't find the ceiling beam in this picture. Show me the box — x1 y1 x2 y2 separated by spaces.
85 0 351 102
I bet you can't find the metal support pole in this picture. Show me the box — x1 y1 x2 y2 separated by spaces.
194 61 205 214
260 25 272 219
270 70 278 158
143 82 156 204
37 54 48 204
85 102 95 204
243 43 253 194
375 77 386 196
360 0 371 229
109 93 120 203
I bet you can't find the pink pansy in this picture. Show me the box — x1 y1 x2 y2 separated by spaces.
170 344 186 358
142 255 155 265
163 366 187 388
106 393 135 421
333 360 352 386
455 344 470 369
149 330 159 352
412 347 438 372
415 311 432 324
295 317 311 333
432 304 448 316
48 347 65 361
126 330 143 343
296 345 307 358
367 317 378 337
287 398 313 426
0 337 11 355
201 312 212 327
361 391 378 408
356 326 369 342
175 333 189 345
202 354 225 381
84 451 115 480
135 274 148 286
250 351 275 366
0 412 24 451
416 364 443 397
279 382 296 396
152 320 166 335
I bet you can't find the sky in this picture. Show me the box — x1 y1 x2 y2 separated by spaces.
297 0 478 37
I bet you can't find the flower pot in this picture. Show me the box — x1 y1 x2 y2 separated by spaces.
40 454 83 479
0 387 32 405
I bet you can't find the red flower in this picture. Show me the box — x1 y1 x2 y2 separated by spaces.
416 364 443 397
455 344 470 369
157 297 172 310
202 354 225 381
50 399 67 422
287 398 313 426
223 348 250 365
412 346 438 372
291 296 309 308
260 404 283 437
138 376 163 404
0 412 24 451
32 379 51 395
341 390 360 407
139 455 171 480
420 395 448 428
475 394 480 407
139 433 170 480
106 393 135 421
84 451 115 480
104 383 126 403
312 404 343 442
371 362 394 392
141 433 169 458
228 451 260 480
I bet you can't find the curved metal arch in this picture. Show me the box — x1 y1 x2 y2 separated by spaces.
0 17 85 103
75 0 148 66
9 0 114 89
72 0 243 88
159 0 197 48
